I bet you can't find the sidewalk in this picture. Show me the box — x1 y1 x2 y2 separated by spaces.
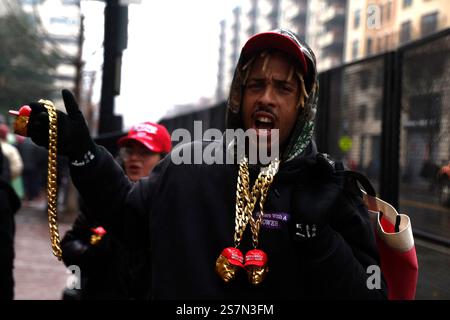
415 239 450 299
13 205 75 300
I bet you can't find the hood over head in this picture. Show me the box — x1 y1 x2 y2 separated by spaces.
226 28 319 162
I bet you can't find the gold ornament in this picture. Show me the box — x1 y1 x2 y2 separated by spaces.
39 99 62 260
10 100 63 261
215 247 244 283
244 249 269 285
215 157 279 284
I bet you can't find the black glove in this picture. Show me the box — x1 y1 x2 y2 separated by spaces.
290 156 344 242
27 89 96 164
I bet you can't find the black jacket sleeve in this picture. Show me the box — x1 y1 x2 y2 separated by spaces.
68 144 169 249
60 208 115 270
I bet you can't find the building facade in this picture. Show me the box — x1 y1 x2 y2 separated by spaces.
345 0 450 62
216 0 349 100
21 0 82 105
0 0 22 16
341 0 450 185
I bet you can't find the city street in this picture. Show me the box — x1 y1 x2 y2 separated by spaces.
399 183 450 240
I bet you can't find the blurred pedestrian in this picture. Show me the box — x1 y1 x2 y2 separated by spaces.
0 124 23 189
17 137 47 205
0 143 21 300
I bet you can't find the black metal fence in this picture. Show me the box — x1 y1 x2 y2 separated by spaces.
317 28 450 245
398 29 450 244
99 28 450 245
316 30 450 245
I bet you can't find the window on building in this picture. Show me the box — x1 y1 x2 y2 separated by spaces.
366 37 373 56
421 12 438 37
377 37 383 52
400 21 412 44
21 0 44 4
50 16 79 25
61 0 79 5
359 104 367 121
403 0 413 8
50 35 78 45
386 1 392 22
352 40 359 60
375 71 383 87
354 9 360 29
359 70 371 90
374 99 382 120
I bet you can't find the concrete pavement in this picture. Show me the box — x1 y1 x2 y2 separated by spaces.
13 205 75 300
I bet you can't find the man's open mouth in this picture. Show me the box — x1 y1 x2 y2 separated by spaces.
253 112 276 131
128 164 142 171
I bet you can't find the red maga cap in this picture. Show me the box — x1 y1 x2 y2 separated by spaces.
9 105 31 117
244 249 268 267
241 31 308 76
91 226 107 236
221 247 244 268
118 122 172 154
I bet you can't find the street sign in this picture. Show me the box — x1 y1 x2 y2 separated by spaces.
339 135 353 153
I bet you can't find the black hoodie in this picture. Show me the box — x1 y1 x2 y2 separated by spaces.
70 29 387 300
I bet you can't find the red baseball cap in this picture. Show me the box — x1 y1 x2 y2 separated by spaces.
118 122 172 154
220 247 244 268
244 249 268 267
241 30 308 76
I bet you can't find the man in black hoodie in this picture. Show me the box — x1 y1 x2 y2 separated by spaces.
18 29 387 299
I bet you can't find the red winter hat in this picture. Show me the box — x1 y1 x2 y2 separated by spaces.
220 247 244 268
244 249 268 267
118 122 172 154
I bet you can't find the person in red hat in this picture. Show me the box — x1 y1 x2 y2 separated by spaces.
17 29 388 300
117 122 172 182
60 122 171 300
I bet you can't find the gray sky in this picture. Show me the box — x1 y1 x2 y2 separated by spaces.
82 0 242 129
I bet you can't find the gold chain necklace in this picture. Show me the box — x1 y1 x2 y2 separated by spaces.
11 101 63 260
39 99 62 260
216 157 280 285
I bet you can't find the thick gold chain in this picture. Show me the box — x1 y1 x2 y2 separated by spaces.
234 157 251 247
39 99 62 260
250 161 279 248
233 157 280 248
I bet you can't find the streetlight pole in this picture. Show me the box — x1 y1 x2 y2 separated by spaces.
98 0 128 135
